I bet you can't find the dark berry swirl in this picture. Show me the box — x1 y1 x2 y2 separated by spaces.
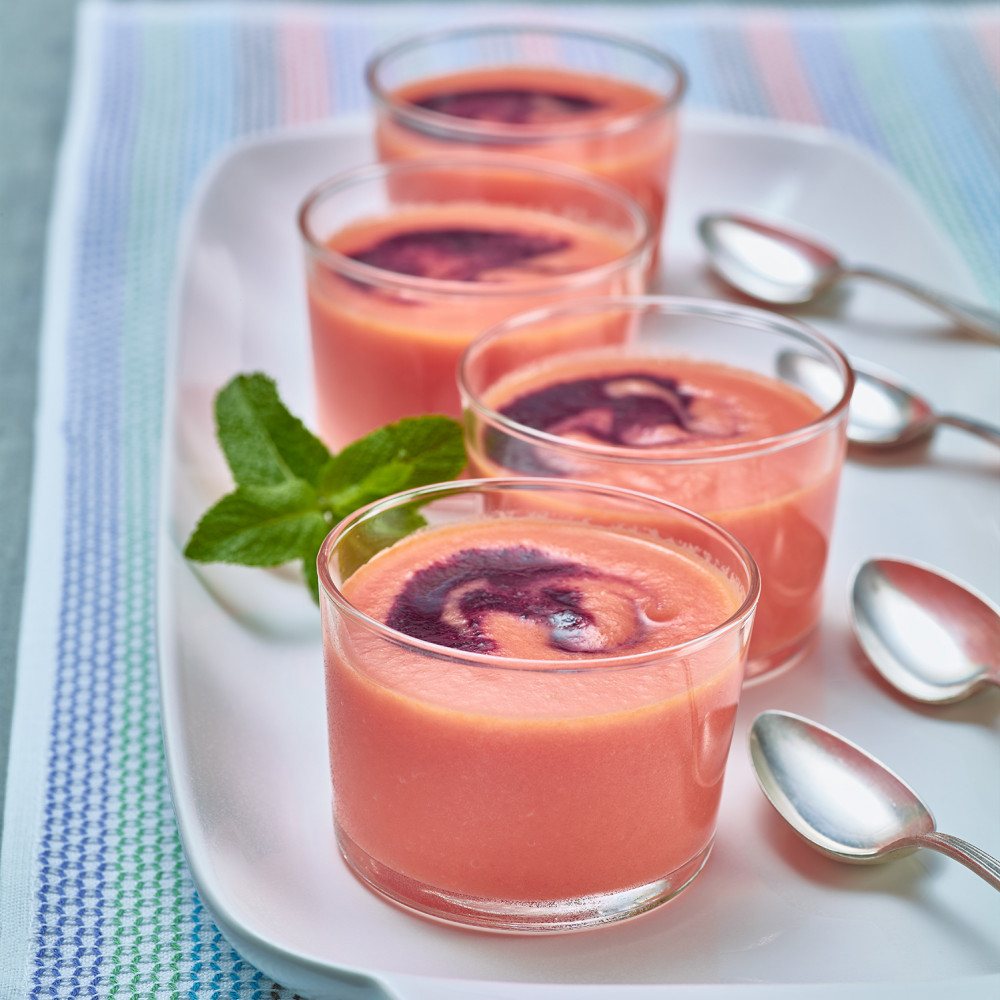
501 373 695 445
414 88 603 125
490 373 703 473
386 545 640 655
349 228 571 282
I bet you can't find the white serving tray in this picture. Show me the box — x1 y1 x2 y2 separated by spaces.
158 112 1000 1000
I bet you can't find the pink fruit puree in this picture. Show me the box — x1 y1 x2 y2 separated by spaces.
469 354 845 675
375 65 678 238
306 203 641 449
323 517 747 902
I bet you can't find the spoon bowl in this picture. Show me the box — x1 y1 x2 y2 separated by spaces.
698 212 1000 343
848 364 1000 450
848 364 937 448
850 557 1000 704
776 352 1000 450
749 710 1000 888
698 212 841 305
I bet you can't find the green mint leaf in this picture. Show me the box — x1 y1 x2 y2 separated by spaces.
320 415 466 520
184 480 328 567
216 373 331 488
185 372 468 606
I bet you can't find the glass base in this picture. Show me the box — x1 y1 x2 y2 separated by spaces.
336 825 713 933
743 624 818 686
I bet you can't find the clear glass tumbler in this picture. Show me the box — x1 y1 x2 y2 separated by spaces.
459 296 853 682
366 25 686 251
318 477 758 932
298 157 652 449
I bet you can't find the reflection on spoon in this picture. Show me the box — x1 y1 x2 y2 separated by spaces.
776 352 1000 451
850 557 1000 704
697 212 1000 344
848 363 1000 450
749 710 1000 890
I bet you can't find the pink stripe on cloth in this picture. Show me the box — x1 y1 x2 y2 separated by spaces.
970 8 1000 86
745 12 824 125
280 20 331 125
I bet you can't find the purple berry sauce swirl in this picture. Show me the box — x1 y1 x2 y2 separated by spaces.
349 228 571 282
413 88 603 125
386 545 643 656
488 373 698 474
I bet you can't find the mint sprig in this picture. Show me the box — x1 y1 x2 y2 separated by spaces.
183 373 466 601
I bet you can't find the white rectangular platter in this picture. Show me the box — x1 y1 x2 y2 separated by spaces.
159 112 1000 1000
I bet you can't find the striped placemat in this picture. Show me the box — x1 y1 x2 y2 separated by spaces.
1 3 997 997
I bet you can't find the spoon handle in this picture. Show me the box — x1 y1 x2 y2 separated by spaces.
846 265 1000 345
914 832 1000 890
934 414 1000 448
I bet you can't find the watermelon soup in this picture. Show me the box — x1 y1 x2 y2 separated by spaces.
367 26 686 251
299 159 651 448
318 479 758 932
460 298 853 682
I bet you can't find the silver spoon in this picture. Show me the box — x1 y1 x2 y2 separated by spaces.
849 363 1000 449
850 557 1000 704
749 710 1000 889
697 212 1000 344
775 352 1000 450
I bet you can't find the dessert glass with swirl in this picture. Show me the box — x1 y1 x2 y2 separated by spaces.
366 25 687 252
298 158 652 449
318 477 759 932
459 296 853 683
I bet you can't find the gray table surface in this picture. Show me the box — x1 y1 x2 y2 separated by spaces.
0 0 80 852
0 0 989 860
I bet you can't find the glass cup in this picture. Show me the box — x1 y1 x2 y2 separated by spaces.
459 296 853 683
298 157 652 449
318 477 759 932
365 24 686 253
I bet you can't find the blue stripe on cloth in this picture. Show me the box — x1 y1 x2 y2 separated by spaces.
237 20 280 135
183 18 239 186
701 21 773 118
839 15 999 302
882 21 1000 298
935 22 1000 168
326 23 381 114
790 15 895 159
31 16 137 998
646 22 722 110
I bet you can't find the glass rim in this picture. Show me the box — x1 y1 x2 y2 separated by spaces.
297 157 654 298
365 23 688 144
458 295 855 464
317 476 760 672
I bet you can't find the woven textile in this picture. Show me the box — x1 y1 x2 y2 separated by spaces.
1 2 997 997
